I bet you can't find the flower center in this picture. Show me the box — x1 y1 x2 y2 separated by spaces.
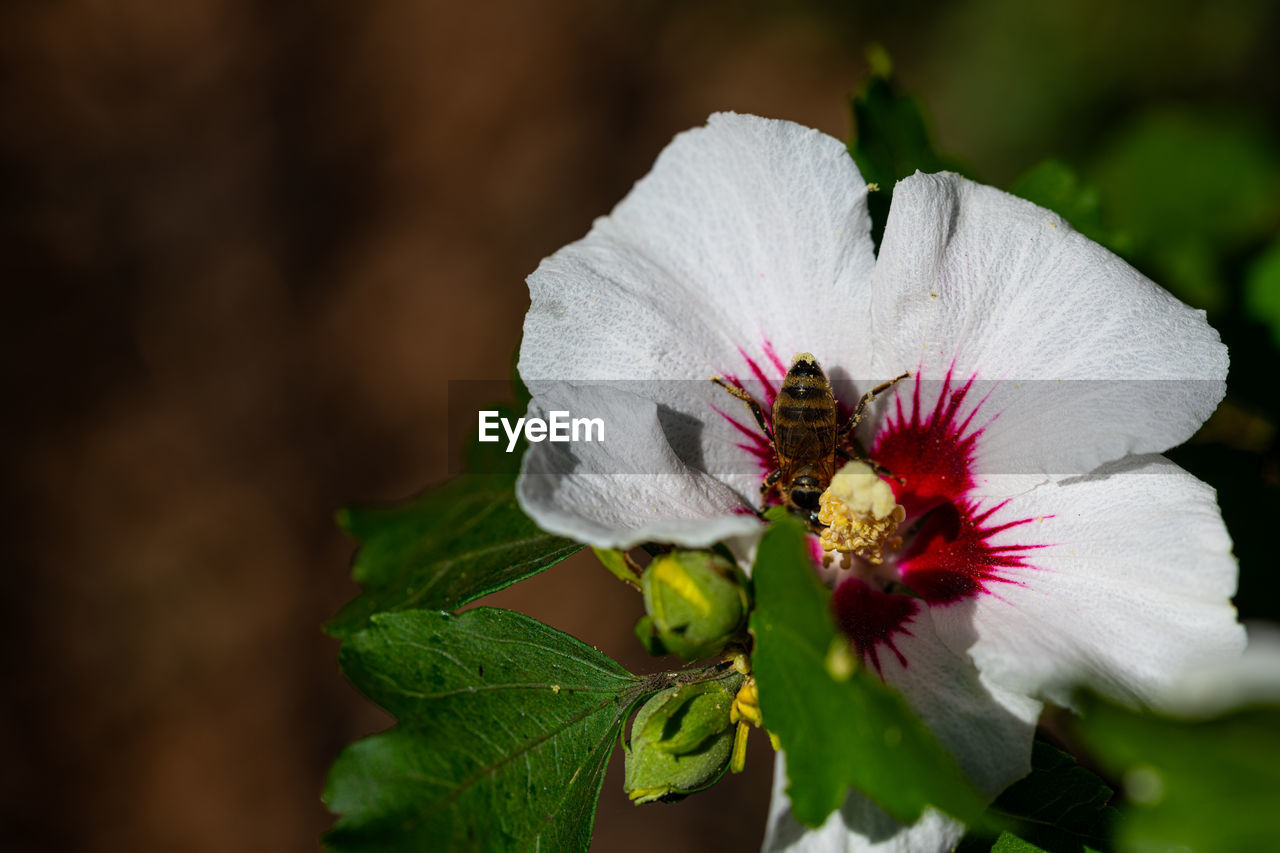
715 348 1054 671
804 368 1053 674
817 461 906 566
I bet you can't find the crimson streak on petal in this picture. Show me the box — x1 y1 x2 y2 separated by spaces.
873 367 985 518
712 403 777 478
829 370 1053 669
895 498 1047 605
716 359 1054 668
831 578 917 675
872 370 1052 605
713 342 788 493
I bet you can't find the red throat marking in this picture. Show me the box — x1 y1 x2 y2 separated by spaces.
715 349 1053 673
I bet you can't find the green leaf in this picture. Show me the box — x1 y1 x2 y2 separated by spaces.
960 740 1116 852
327 473 582 638
1074 694 1280 853
1244 238 1280 349
994 740 1116 848
1092 111 1280 251
324 608 646 852
979 832 1105 853
1009 160 1121 252
1089 109 1280 313
749 514 987 828
982 835 1046 853
984 834 1070 853
849 63 965 249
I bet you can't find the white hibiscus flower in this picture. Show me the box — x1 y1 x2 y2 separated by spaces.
516 112 1244 852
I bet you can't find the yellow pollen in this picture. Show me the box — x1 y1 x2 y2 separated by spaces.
818 461 906 564
729 677 762 727
728 675 769 774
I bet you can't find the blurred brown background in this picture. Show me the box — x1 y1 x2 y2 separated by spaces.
4 1 1278 851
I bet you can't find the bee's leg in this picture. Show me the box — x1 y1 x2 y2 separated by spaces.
839 371 910 438
837 436 875 463
836 446 905 485
712 377 774 441
759 469 782 513
838 373 910 485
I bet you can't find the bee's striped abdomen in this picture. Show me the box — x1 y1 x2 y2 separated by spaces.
772 353 838 514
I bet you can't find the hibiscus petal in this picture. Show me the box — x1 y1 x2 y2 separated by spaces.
764 778 963 853
869 172 1227 482
521 112 876 387
763 611 1041 852
926 455 1245 709
1164 622 1280 716
519 112 879 517
516 382 762 548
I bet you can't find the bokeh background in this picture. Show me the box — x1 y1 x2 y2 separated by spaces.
5 1 1280 851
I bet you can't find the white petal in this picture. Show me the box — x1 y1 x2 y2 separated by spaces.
516 382 762 548
522 112 876 387
1157 621 1280 717
927 455 1245 709
764 765 962 853
883 613 1043 795
520 113 880 517
870 172 1227 481
763 611 1040 852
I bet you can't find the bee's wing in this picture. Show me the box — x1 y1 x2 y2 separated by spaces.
774 419 837 479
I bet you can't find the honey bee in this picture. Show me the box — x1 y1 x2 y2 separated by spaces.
713 353 907 525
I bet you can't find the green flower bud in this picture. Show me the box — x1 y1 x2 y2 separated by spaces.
623 678 742 803
634 550 749 661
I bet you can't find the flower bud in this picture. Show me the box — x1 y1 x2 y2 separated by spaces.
623 678 741 803
634 550 749 661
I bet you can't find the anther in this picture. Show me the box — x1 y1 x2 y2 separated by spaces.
817 461 906 564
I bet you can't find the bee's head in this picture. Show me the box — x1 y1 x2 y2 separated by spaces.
788 475 823 515
787 352 826 381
